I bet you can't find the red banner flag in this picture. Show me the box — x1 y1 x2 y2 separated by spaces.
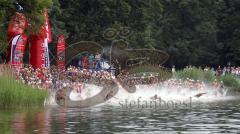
29 35 45 69
6 34 28 68
29 11 51 69
57 35 65 69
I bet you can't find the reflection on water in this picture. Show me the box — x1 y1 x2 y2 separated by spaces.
1 100 240 133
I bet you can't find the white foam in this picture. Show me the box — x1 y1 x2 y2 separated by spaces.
105 83 239 105
45 83 238 106
69 84 102 101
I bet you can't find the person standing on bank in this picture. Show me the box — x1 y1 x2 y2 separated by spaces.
95 52 102 71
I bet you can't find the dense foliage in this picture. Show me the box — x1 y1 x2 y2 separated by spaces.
1 0 240 68
51 0 240 68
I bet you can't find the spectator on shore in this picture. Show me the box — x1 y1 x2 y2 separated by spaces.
211 67 215 75
0 56 3 64
78 56 83 69
204 66 209 71
226 67 231 74
172 65 175 73
82 54 89 69
88 54 95 70
95 52 102 71
216 66 222 76
222 67 226 76
95 52 101 61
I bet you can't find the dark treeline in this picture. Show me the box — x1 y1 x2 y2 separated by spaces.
1 0 240 68
50 0 240 68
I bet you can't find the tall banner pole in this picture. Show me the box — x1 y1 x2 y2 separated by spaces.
44 11 52 43
43 11 52 68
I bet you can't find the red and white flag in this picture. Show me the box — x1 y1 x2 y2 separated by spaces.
9 34 28 68
29 10 52 69
6 12 28 67
43 10 52 43
57 35 65 70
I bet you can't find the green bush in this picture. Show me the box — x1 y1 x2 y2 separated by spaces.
0 76 48 108
175 67 214 83
218 74 240 92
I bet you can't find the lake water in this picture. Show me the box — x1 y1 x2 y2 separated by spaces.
1 99 240 134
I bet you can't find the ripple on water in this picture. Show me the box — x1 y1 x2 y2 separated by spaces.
2 98 240 133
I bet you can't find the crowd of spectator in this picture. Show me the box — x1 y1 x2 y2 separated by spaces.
16 65 116 91
0 63 237 93
71 52 103 71
118 70 224 91
172 65 240 77
203 66 240 77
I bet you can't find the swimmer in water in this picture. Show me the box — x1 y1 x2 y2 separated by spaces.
104 90 114 101
77 83 84 94
56 90 65 101
194 92 207 98
150 94 160 100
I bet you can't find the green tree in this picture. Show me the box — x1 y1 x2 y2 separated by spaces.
217 0 240 66
155 0 219 67
58 0 162 48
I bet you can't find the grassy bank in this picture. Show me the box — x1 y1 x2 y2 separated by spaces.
0 76 48 108
175 67 240 92
175 68 214 83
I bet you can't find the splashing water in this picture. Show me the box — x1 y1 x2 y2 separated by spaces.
111 84 235 104
45 82 238 106
69 84 102 101
44 84 103 106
